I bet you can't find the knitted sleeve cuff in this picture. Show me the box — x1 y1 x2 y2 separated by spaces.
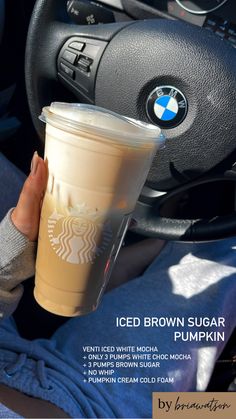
0 209 37 290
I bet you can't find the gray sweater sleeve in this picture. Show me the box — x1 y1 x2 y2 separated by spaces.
0 209 37 319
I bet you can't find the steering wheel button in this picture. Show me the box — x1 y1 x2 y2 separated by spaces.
69 41 85 51
77 56 93 72
62 50 77 64
60 62 74 78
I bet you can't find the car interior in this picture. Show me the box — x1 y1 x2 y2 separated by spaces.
0 0 236 394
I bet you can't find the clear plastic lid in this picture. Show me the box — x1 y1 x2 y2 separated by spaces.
40 102 164 146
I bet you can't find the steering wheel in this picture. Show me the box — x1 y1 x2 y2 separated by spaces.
25 0 236 242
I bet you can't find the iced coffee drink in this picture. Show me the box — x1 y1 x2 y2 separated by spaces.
34 103 162 316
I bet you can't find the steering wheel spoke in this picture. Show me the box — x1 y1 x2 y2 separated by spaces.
25 0 132 138
57 36 107 103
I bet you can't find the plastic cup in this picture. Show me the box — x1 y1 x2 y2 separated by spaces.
34 102 163 316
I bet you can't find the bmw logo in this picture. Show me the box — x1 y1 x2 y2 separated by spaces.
146 86 188 128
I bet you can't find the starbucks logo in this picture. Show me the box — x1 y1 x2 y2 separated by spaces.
47 203 112 264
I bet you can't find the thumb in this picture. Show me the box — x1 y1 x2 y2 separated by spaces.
11 152 48 241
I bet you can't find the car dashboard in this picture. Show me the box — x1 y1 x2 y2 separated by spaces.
138 1 236 45
66 0 236 49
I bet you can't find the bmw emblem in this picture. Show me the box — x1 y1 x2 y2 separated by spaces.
146 86 188 128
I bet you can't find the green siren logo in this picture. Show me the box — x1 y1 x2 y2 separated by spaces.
47 203 112 264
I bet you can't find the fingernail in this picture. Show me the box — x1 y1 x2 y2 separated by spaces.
30 151 39 176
